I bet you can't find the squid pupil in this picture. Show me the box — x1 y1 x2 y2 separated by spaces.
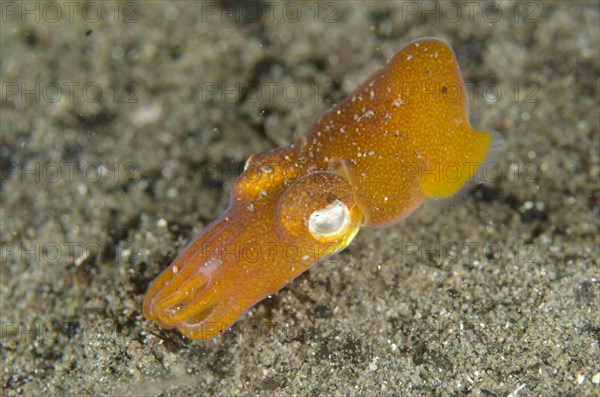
309 200 349 237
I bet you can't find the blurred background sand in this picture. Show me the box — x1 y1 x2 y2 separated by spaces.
1 1 598 395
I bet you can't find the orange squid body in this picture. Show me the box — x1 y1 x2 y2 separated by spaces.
143 38 492 339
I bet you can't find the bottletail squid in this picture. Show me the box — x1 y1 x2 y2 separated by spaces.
143 38 493 340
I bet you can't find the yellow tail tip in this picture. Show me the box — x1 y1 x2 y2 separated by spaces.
420 128 494 198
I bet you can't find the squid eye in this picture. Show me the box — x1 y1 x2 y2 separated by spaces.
308 200 350 241
274 170 363 247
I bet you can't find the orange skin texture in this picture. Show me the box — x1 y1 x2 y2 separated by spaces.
143 38 492 340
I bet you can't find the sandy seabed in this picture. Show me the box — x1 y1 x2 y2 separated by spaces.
1 1 598 396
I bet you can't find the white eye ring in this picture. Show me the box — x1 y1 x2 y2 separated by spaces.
308 200 350 241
